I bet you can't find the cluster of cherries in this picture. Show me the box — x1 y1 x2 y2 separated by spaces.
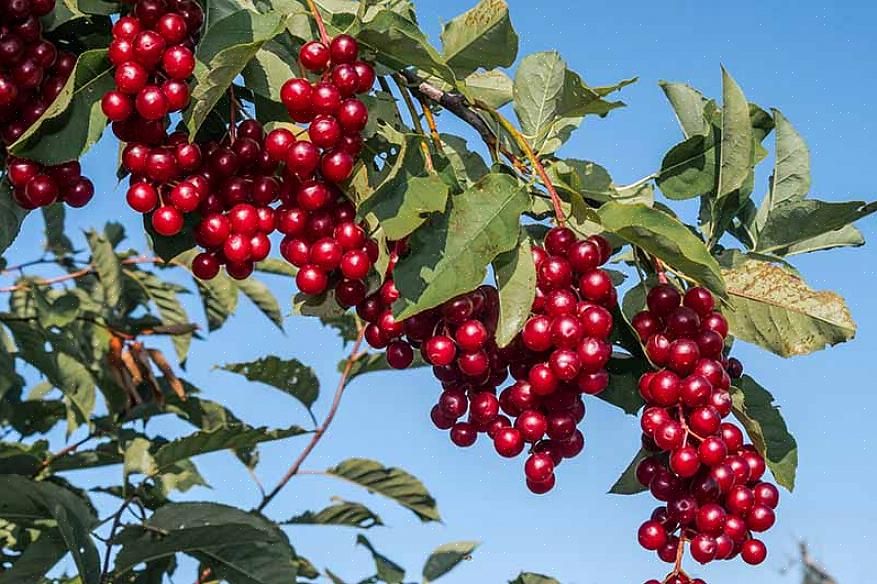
101 0 202 131
2 0 94 209
351 227 618 494
631 284 778 583
272 34 376 296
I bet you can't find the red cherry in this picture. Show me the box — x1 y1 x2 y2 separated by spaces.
690 533 717 564
169 181 201 213
296 265 328 295
526 474 556 494
515 409 548 442
701 311 729 337
321 149 354 183
133 30 166 67
339 249 371 280
352 61 375 93
192 253 220 280
330 34 359 64
135 85 169 120
63 178 95 208
741 539 767 565
450 422 477 447
286 141 320 177
299 40 330 71
126 182 158 213
115 61 148 94
524 452 555 483
226 261 254 280
337 98 368 133
637 520 667 550
647 284 681 316
494 427 524 458
579 269 613 303
113 16 142 40
331 63 360 97
265 128 296 160
308 114 342 148
101 90 133 121
669 446 700 478
162 45 195 80
151 206 184 236
386 340 414 369
25 174 59 207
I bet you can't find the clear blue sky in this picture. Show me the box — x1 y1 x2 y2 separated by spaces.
5 1 877 582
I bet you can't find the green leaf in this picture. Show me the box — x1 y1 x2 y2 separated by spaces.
236 278 285 330
0 179 28 257
461 70 514 109
114 502 298 584
659 80 711 138
9 50 113 164
219 356 319 412
358 134 451 241
608 447 649 495
422 541 478 583
600 356 647 415
440 0 518 78
439 133 489 187
282 500 383 529
344 351 427 384
42 205 74 256
34 292 81 329
731 375 798 491
194 273 239 331
755 199 877 254
326 458 440 523
0 475 100 584
715 67 753 204
492 233 535 348
86 230 123 309
357 9 456 85
755 109 811 233
597 202 726 298
184 10 286 137
393 173 528 320
546 159 616 202
721 256 856 356
124 436 158 478
656 131 719 200
125 270 192 363
513 52 565 144
355 534 405 584
781 224 865 256
255 258 297 277
509 573 561 584
151 425 307 473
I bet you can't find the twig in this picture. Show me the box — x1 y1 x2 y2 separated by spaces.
305 0 330 45
228 87 237 142
0 256 166 293
37 432 96 475
100 498 134 583
417 96 443 151
392 75 435 173
474 102 566 224
255 325 367 513
0 253 83 276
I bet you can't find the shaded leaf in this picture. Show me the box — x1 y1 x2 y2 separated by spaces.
509 573 561 584
462 70 513 109
42 205 73 256
344 351 427 384
716 67 753 203
608 447 649 495
492 233 535 348
236 278 285 330
659 80 710 138
86 230 122 309
600 356 647 415
755 109 811 233
755 199 877 254
0 179 28 257
355 534 405 584
422 541 478 583
282 500 383 529
731 375 798 491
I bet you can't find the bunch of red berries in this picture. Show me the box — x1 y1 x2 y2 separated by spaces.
356 227 618 494
268 33 376 297
631 284 777 583
102 0 202 133
2 0 94 209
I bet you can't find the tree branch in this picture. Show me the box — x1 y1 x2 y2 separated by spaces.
255 325 367 513
0 256 166 293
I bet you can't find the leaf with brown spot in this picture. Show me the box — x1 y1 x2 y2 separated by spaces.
722 256 856 357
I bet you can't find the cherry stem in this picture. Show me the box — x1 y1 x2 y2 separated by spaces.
417 96 444 151
228 86 237 142
393 75 435 174
255 324 367 513
0 256 166 293
653 256 669 285
474 102 566 225
671 535 687 577
305 0 330 46
36 432 97 477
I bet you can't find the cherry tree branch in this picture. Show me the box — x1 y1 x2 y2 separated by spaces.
255 325 367 513
0 256 166 293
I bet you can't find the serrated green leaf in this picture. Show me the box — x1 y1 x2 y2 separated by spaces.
422 541 478 583
355 534 405 584
754 109 811 234
255 258 297 277
597 202 726 299
184 10 286 137
732 375 798 491
194 273 239 331
357 9 456 85
492 233 535 348
659 81 711 138
1 179 28 257
326 458 440 523
0 475 100 584
282 500 383 529
439 134 489 188
656 130 719 201
781 224 865 256
441 0 517 78
125 270 192 362
461 70 513 109
721 256 856 356
34 292 81 329
151 425 307 473
236 278 285 330
714 66 753 205
755 199 877 254
393 173 528 320
513 52 565 144
0 528 67 583
546 159 616 202
608 447 649 495
86 230 122 309
220 356 319 411
358 133 450 241
124 436 158 478
9 50 113 164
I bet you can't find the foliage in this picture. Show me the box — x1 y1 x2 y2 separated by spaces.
0 0 873 582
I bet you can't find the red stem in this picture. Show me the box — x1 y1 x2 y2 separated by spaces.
305 0 330 45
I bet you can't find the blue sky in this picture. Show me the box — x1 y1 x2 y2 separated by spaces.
4 1 877 582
